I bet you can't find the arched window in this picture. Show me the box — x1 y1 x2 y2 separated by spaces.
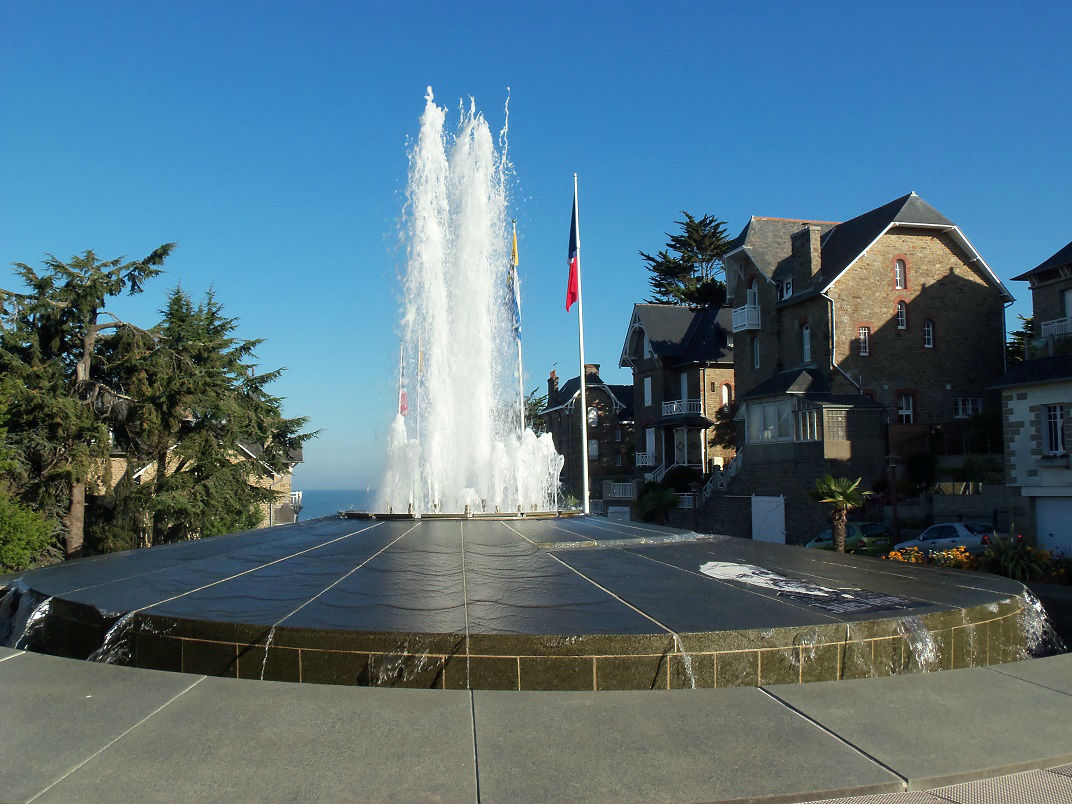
894 259 907 290
746 279 758 307
802 323 811 362
721 383 732 407
923 320 934 349
896 301 907 330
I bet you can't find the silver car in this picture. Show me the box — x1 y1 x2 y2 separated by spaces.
892 522 996 556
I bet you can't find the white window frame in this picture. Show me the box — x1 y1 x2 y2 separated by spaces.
802 324 811 363
897 393 915 424
643 377 652 406
1043 405 1064 456
896 301 907 330
752 336 759 369
858 326 871 356
894 259 906 289
588 439 599 460
721 383 732 407
779 278 793 300
587 406 598 427
954 397 982 419
923 320 934 349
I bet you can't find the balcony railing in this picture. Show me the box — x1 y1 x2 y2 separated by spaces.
1041 317 1072 338
635 451 656 467
609 482 636 499
661 399 702 416
732 303 760 332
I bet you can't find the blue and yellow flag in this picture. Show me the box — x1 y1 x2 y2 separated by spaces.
508 222 521 340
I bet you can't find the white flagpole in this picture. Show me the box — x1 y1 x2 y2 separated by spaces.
574 173 590 514
513 220 525 434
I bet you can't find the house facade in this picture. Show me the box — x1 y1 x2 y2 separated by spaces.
540 364 635 506
996 241 1072 555
618 304 735 483
724 193 1013 487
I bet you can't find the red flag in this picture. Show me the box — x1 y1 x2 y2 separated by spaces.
566 190 579 311
399 388 408 417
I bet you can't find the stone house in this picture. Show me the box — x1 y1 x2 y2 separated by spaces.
618 304 735 483
540 364 635 506
724 193 1013 482
994 241 1072 554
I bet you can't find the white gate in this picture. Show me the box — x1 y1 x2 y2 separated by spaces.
751 495 786 543
1036 496 1072 556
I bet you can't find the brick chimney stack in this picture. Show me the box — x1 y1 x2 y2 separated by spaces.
584 363 600 377
548 369 559 405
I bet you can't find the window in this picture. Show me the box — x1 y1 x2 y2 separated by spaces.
746 280 758 307
894 259 906 289
614 427 622 442
747 400 793 444
587 406 598 427
897 392 915 424
896 301 907 330
614 453 623 467
1043 405 1064 455
923 320 934 349
643 377 652 406
643 334 653 358
954 398 982 419
858 326 871 356
721 383 732 407
794 406 821 441
779 278 793 300
751 336 760 369
588 439 599 460
802 324 811 362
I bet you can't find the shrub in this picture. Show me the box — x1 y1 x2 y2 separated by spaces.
930 545 977 570
886 546 928 564
978 538 1051 582
0 495 55 572
638 487 680 524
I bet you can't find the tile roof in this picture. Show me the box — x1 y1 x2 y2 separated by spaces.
547 372 634 417
627 304 733 365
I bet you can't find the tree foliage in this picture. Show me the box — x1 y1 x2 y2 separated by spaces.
810 475 870 553
640 212 731 307
524 387 548 435
1006 315 1034 367
1 248 314 557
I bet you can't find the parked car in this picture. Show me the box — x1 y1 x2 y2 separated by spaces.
805 523 894 556
892 522 996 556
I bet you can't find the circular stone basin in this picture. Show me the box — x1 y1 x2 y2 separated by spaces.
0 516 1033 690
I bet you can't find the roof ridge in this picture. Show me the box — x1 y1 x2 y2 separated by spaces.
751 216 841 225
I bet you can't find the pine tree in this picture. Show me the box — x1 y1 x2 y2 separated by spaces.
640 213 731 307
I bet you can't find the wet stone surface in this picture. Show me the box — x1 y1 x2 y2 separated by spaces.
0 515 1034 690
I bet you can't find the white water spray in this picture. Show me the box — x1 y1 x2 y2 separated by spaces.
380 88 563 514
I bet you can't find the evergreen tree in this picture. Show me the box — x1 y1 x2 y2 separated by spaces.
0 246 173 556
640 212 731 307
525 387 548 435
1006 315 1034 367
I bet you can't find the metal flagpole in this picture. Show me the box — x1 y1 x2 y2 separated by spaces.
574 173 590 514
512 220 525 434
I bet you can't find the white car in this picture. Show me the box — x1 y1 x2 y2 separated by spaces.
892 522 996 556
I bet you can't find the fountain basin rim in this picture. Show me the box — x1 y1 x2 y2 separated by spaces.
338 510 583 521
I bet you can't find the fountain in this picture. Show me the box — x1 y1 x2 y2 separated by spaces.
0 90 1057 691
378 88 562 515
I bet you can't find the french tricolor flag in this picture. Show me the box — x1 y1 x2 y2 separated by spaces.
566 189 580 312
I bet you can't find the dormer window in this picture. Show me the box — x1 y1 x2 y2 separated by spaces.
779 278 793 300
894 259 907 290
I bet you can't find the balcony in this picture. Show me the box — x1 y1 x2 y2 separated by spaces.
1041 317 1072 338
635 451 656 467
732 303 760 332
661 399 702 416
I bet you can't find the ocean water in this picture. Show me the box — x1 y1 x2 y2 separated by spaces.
297 489 376 520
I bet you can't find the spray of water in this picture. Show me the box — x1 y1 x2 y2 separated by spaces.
379 88 563 514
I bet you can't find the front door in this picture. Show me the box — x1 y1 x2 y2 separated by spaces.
674 428 687 465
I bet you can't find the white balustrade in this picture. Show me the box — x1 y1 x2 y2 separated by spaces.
1041 317 1072 338
661 399 703 416
731 303 761 332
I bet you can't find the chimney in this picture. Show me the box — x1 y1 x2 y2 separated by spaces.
790 224 823 281
584 363 600 377
548 369 559 405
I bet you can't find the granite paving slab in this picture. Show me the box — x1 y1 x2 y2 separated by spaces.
768 660 1072 789
0 651 204 803
36 675 478 804
471 687 903 804
987 653 1072 695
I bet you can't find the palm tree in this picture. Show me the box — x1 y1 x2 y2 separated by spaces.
811 476 871 553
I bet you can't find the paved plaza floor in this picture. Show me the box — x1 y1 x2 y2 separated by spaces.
1 646 1070 803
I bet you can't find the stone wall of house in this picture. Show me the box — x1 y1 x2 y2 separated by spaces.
701 365 736 466
728 263 781 397
1032 276 1072 325
828 229 1006 425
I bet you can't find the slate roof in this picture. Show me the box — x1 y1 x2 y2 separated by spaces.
546 372 634 418
728 193 1012 303
1012 240 1072 282
991 355 1072 390
726 218 838 281
740 368 884 408
622 304 733 367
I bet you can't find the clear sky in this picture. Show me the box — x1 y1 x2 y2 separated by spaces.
4 1 1070 490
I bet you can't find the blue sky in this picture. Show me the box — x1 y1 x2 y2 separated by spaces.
4 1 1070 490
